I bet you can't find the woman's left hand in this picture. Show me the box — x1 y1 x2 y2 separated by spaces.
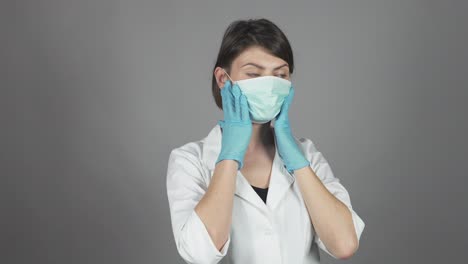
274 86 310 174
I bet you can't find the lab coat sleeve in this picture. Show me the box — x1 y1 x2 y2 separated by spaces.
166 146 231 264
300 138 366 259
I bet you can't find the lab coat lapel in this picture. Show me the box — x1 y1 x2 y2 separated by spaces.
234 169 271 215
202 123 295 214
266 130 296 211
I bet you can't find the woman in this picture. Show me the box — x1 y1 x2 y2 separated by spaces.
166 18 365 264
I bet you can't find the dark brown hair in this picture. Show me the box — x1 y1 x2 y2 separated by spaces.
211 18 294 110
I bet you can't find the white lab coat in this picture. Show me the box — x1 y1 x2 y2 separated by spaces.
166 123 365 264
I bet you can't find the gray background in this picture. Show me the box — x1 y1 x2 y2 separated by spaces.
2 0 467 263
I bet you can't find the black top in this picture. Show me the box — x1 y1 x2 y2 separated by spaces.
251 185 269 204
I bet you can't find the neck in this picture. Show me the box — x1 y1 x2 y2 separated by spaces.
246 121 275 154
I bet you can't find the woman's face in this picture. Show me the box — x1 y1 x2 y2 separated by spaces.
215 45 290 89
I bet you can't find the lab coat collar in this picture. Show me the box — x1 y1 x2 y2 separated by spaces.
201 122 296 214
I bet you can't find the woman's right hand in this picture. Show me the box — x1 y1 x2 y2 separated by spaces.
215 80 252 170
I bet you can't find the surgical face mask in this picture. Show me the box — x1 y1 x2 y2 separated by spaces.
222 69 291 124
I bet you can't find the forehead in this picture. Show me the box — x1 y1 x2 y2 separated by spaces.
232 46 288 67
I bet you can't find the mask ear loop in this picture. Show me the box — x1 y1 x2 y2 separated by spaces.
222 68 235 84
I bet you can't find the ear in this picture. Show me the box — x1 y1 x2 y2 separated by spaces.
214 67 229 89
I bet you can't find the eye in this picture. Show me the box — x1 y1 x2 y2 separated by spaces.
276 74 287 78
247 73 260 77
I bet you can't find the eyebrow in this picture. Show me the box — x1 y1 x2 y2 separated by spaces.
241 62 289 70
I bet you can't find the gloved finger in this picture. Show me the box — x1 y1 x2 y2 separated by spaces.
221 80 234 118
220 79 231 95
276 87 294 123
221 80 231 96
240 94 250 122
276 105 286 123
231 83 242 120
282 86 295 113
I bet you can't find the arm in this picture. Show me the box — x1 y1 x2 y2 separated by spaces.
194 159 238 251
166 147 236 264
294 139 365 260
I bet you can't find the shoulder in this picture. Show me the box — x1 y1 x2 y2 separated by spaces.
168 140 204 167
295 136 320 159
166 139 210 188
295 136 333 169
295 136 338 182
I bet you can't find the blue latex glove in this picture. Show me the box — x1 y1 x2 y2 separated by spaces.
215 80 252 170
274 86 310 174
